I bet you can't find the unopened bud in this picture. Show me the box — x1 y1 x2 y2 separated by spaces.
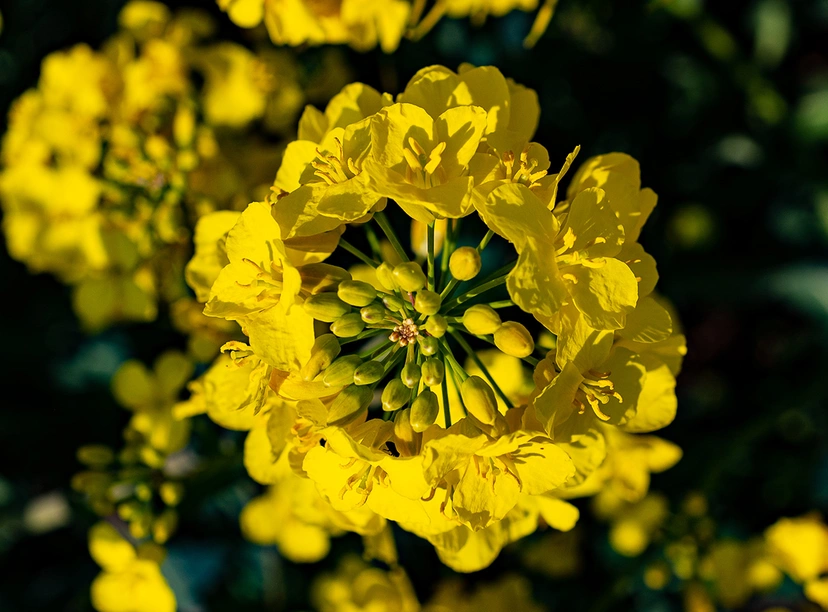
77 445 114 468
327 385 372 426
462 304 502 335
337 280 377 307
323 355 362 387
330 313 366 338
410 390 439 432
414 290 441 315
393 262 427 292
383 294 405 313
494 321 535 358
425 314 447 338
152 509 178 545
460 375 498 425
159 482 184 507
382 378 410 411
401 362 422 389
300 334 341 380
376 263 397 290
449 246 482 281
394 407 416 444
353 360 385 386
361 303 388 324
417 335 439 356
299 263 351 294
303 293 350 322
421 358 445 387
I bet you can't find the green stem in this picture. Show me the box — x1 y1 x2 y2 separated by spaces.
358 340 393 360
441 361 451 428
477 229 494 251
438 339 468 382
427 223 436 292
363 224 384 260
374 212 408 262
439 219 457 291
339 238 379 268
442 266 513 312
449 330 514 408
339 328 387 345
487 300 516 309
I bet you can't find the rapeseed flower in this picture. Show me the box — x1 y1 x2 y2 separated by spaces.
184 64 682 571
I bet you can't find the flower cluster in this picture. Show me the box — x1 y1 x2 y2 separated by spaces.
181 63 686 572
217 0 558 52
0 0 306 331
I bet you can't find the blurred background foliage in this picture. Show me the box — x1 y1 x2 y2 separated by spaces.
1 0 827 610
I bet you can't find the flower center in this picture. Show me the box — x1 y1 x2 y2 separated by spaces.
389 318 419 346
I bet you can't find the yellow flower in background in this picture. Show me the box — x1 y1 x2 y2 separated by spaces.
424 574 546 612
0 0 307 333
698 539 782 609
312 555 420 612
88 522 175 612
765 514 828 609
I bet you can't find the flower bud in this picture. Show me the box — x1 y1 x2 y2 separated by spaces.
393 262 427 292
394 407 416 444
421 358 445 386
376 263 397 290
462 304 502 335
298 263 351 294
449 246 482 281
425 314 447 338
77 444 114 468
330 313 366 338
353 360 385 386
159 482 184 507
401 362 422 389
383 294 405 313
327 385 372 426
417 335 439 356
361 303 388 324
414 290 441 315
494 321 535 358
152 509 178 545
300 333 341 381
303 293 350 322
337 280 377 307
323 355 362 387
460 375 498 425
410 390 439 432
382 378 410 411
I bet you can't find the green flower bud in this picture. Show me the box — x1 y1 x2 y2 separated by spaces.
494 321 535 358
414 290 442 315
376 262 397 290
393 262 427 292
410 390 439 432
327 385 372 426
159 482 184 507
421 358 445 386
152 509 178 545
297 263 351 294
462 304 502 335
401 362 422 388
394 407 416 444
383 294 405 313
135 483 153 502
417 335 439 356
77 444 114 468
460 375 498 425
381 378 410 411
303 292 350 322
330 313 366 338
300 334 341 381
129 513 152 539
425 314 448 338
449 246 482 281
323 355 362 387
353 360 385 386
337 280 377 307
361 303 388 324
117 500 142 521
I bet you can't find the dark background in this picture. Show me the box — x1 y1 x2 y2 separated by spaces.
1 0 827 610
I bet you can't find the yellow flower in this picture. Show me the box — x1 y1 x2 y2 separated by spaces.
698 539 782 609
424 574 545 612
596 492 669 558
218 0 411 53
311 555 420 612
112 351 194 455
765 514 828 609
88 522 176 612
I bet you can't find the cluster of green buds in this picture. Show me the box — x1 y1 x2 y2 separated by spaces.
298 213 540 435
72 442 184 544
